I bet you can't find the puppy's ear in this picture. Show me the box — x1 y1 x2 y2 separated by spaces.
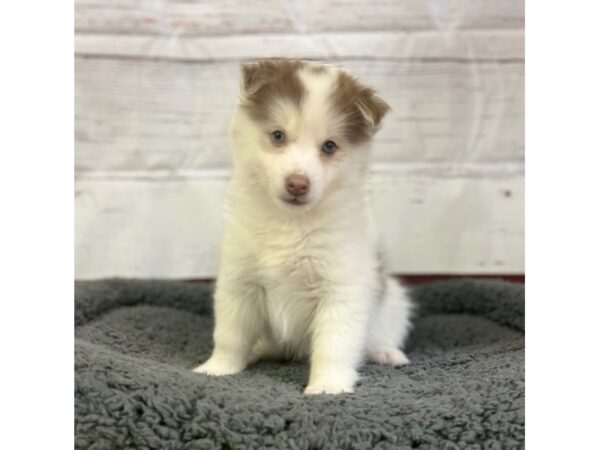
356 90 391 131
240 61 276 97
332 72 390 143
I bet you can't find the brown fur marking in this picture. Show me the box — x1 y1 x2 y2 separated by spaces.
330 71 391 145
240 59 306 122
239 59 390 146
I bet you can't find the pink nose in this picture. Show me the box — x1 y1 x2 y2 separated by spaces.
286 174 310 196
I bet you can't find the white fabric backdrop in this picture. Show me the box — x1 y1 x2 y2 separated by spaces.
75 0 524 279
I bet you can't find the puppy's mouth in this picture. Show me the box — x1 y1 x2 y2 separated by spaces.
282 196 308 206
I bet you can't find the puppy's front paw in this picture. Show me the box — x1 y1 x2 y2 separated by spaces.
304 367 357 395
304 382 354 395
368 348 410 367
192 356 245 376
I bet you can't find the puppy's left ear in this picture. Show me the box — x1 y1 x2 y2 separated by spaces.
356 90 391 132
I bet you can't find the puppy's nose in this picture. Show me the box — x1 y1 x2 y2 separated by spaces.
286 174 310 196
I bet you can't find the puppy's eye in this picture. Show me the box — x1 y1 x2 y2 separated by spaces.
321 140 338 155
270 130 286 145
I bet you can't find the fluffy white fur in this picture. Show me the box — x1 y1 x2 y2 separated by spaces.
194 62 412 395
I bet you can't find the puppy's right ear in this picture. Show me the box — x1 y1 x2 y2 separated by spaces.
240 61 274 97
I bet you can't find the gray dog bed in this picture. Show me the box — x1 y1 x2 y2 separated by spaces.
75 279 524 449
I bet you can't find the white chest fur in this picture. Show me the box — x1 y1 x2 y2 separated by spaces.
255 232 334 356
220 181 378 359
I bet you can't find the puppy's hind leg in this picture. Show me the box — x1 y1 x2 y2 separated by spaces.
366 277 413 367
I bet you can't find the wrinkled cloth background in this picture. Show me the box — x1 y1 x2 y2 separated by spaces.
75 0 525 279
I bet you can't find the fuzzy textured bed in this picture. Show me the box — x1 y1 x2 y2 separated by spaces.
75 279 524 449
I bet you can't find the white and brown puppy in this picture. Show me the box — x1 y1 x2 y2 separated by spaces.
194 59 412 394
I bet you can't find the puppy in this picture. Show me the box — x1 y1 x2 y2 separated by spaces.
194 59 412 395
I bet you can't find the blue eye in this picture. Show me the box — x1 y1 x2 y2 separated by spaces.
270 130 286 145
321 140 338 155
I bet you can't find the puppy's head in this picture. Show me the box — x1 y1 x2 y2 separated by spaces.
229 58 389 210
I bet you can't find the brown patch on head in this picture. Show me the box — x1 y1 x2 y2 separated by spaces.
240 59 306 122
330 71 390 145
